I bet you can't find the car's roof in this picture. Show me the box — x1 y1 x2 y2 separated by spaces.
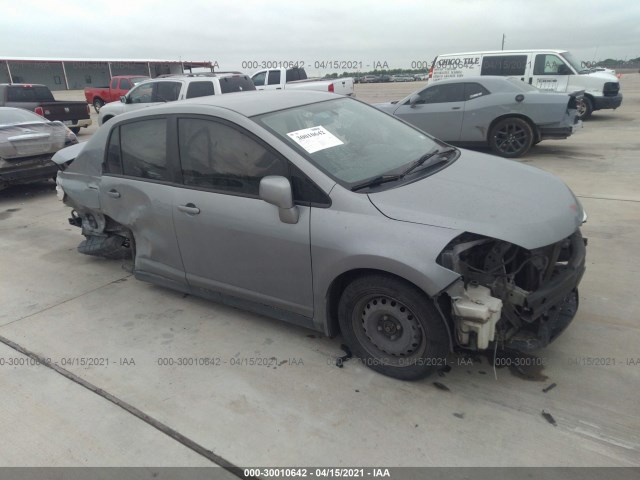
147 90 340 117
430 76 509 85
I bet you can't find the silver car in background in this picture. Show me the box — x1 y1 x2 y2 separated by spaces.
375 76 582 158
54 90 587 380
0 107 78 190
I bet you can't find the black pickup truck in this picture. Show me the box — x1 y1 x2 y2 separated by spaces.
0 84 91 134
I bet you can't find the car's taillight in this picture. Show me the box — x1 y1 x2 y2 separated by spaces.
328 83 334 93
34 106 44 116
428 67 433 79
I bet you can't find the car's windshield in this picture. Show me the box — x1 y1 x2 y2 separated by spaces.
254 98 440 185
560 52 582 73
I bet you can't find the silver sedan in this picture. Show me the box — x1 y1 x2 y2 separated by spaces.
54 90 586 380
375 76 582 157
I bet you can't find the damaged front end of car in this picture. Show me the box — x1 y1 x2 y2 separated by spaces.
437 229 587 352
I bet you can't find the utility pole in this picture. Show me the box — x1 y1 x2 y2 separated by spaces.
501 34 505 50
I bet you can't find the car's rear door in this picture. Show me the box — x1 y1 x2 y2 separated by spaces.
392 83 465 141
98 116 187 289
171 115 314 318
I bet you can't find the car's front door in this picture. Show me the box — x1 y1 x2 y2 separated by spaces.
171 116 314 318
263 69 282 91
393 83 465 141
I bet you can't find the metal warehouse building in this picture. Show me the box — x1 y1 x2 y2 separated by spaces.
0 57 214 91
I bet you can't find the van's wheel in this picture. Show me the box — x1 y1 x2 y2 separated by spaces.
93 98 105 113
488 117 534 158
338 274 449 380
576 97 593 120
101 116 113 125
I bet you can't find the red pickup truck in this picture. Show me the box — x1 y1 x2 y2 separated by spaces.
84 75 149 112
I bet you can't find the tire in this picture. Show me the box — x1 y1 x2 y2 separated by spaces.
101 115 113 125
488 117 534 158
77 234 131 260
338 274 449 380
93 98 105 113
70 127 80 134
576 96 593 120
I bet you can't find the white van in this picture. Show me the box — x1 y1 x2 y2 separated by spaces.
429 50 622 119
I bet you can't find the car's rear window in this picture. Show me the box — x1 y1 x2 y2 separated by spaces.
7 86 55 102
219 76 256 94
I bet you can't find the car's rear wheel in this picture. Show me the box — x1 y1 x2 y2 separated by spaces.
576 96 593 120
338 274 449 380
488 117 534 158
93 98 105 113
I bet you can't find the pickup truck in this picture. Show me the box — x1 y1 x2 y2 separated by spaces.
251 68 354 96
84 75 149 113
0 84 91 134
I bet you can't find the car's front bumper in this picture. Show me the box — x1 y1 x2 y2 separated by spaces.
594 93 623 111
506 231 587 351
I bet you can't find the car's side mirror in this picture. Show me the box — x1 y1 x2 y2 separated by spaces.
259 176 299 224
120 96 128 104
409 94 421 107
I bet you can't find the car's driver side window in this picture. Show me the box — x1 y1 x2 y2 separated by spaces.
415 84 465 104
177 118 288 196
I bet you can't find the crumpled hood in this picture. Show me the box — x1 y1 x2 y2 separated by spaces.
368 151 584 250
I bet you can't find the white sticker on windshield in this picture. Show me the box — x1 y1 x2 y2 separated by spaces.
286 126 343 154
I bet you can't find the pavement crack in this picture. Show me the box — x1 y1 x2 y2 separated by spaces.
0 274 133 328
0 334 247 478
576 195 640 203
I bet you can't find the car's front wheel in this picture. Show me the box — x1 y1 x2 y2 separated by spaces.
488 117 534 158
338 274 449 380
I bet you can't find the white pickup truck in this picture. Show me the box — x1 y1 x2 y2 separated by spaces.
251 68 354 96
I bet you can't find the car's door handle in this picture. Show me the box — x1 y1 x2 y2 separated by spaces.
107 189 120 198
452 106 461 110
177 203 200 215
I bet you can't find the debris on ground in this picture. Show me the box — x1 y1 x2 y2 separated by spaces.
336 344 353 368
453 413 465 419
542 383 557 393
542 410 557 426
432 381 450 391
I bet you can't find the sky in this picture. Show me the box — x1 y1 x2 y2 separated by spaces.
1 0 639 75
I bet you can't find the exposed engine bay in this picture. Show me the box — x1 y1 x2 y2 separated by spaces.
438 230 587 352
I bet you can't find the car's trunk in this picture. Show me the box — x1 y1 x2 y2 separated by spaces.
0 122 67 159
